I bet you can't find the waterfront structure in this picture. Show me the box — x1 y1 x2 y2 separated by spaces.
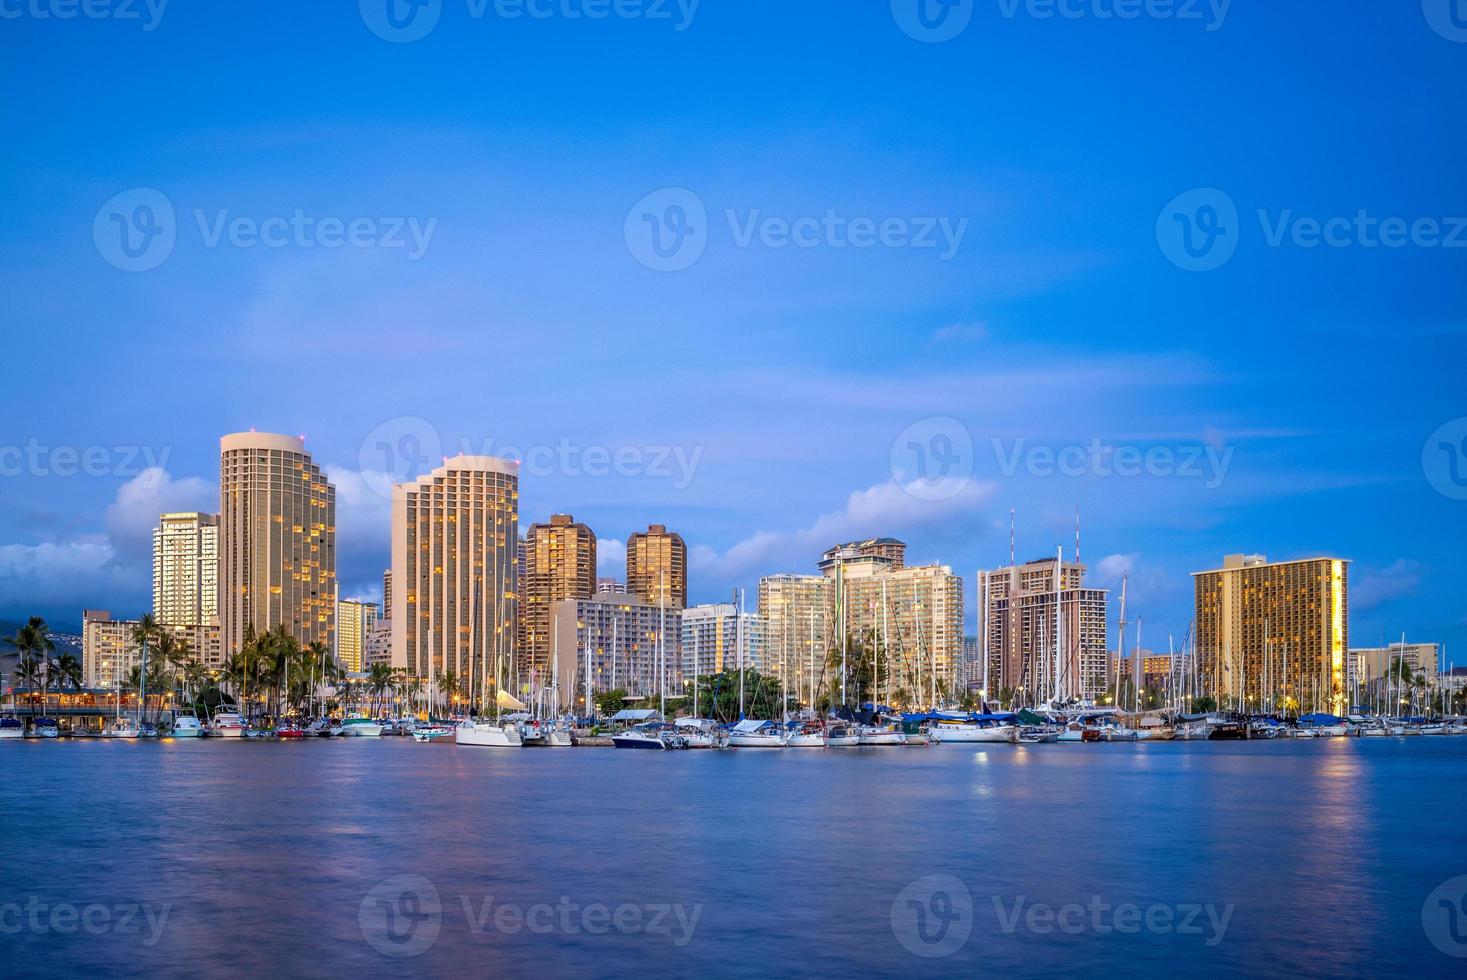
82 610 221 688
981 557 1111 702
596 577 626 595
1194 554 1350 714
551 593 681 704
626 524 687 608
681 603 765 678
520 514 597 683
218 432 337 657
757 573 835 703
152 512 219 627
336 598 379 673
390 456 519 704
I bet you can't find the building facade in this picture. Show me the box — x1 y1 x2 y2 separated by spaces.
757 573 836 705
1194 554 1350 714
681 603 765 679
626 524 687 608
1348 641 1440 690
840 562 965 706
219 432 337 657
82 610 222 688
551 594 681 706
152 512 219 627
390 456 519 704
981 558 1110 702
520 514 597 683
336 598 379 673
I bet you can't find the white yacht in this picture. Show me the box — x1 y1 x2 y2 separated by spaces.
455 718 523 747
727 719 786 748
0 718 25 740
341 716 385 737
857 722 908 746
103 719 141 739
170 715 204 738
824 722 861 747
209 711 248 738
783 721 827 748
674 719 723 749
931 719 1018 744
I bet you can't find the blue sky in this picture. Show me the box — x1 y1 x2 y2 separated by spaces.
1 1 1463 660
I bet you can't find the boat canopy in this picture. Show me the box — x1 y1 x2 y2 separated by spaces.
609 709 660 722
731 719 775 733
1014 708 1049 725
1299 712 1342 725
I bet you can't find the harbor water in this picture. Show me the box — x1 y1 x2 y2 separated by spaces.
1 737 1464 977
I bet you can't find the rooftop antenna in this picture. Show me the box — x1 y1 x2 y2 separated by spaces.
1074 505 1081 565
1009 508 1016 567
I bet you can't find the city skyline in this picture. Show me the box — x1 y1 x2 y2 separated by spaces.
1 5 1462 660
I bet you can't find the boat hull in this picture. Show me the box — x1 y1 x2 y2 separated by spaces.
728 734 786 748
933 724 1017 743
611 734 667 749
456 725 523 747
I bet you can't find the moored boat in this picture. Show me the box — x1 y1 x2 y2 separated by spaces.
170 714 204 738
0 717 23 740
209 711 248 738
824 723 861 747
455 718 524 748
340 716 384 737
32 717 61 739
728 719 786 748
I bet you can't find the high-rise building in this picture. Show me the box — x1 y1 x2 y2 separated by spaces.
520 514 597 683
1348 641 1438 691
758 574 836 704
152 512 219 627
681 603 765 679
219 432 336 657
551 593 681 704
1194 554 1349 714
626 524 687 608
82 610 221 688
336 598 379 673
390 456 519 699
839 562 965 705
382 569 392 618
596 577 626 595
365 618 393 668
817 538 907 576
981 557 1110 701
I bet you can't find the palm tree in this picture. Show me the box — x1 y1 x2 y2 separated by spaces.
8 618 56 714
13 657 42 716
53 653 84 694
366 662 396 717
438 669 460 713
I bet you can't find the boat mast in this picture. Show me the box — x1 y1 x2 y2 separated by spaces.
1054 545 1064 705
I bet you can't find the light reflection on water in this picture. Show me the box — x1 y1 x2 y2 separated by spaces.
0 738 1463 978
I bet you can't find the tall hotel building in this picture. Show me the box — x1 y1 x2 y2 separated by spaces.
1194 554 1349 713
391 457 519 696
152 512 219 627
627 524 687 609
336 598 379 674
982 556 1110 701
520 514 597 682
219 433 336 656
757 574 835 702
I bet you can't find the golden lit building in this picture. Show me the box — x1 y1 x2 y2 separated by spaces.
391 457 519 701
551 593 681 704
626 524 687 609
219 433 336 657
83 609 221 688
840 562 964 705
336 598 379 673
152 512 219 627
520 514 597 683
981 558 1110 701
758 573 836 704
1194 554 1349 714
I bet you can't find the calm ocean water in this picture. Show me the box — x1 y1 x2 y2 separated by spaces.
2 737 1465 978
